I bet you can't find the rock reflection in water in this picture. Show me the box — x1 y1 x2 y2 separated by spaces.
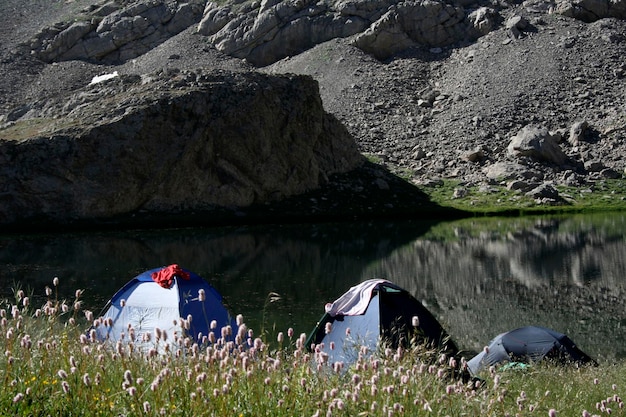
0 221 432 339
1 213 625 361
363 213 626 361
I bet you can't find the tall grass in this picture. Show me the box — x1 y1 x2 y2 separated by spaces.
1 280 624 416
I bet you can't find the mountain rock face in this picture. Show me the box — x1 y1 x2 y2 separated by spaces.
29 0 207 63
25 0 626 67
1 0 625 228
27 0 485 66
0 69 362 228
198 0 483 65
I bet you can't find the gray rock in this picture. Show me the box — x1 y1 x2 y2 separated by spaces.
507 180 537 192
556 0 626 22
483 162 537 181
568 120 588 145
420 178 444 187
506 15 530 39
453 187 468 198
463 147 485 162
601 168 622 179
526 183 560 200
411 146 426 159
507 125 567 166
352 1 471 60
0 69 363 227
584 160 605 172
29 0 205 63
197 2 234 36
468 7 497 35
196 0 481 65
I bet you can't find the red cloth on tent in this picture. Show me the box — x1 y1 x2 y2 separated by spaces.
151 264 190 288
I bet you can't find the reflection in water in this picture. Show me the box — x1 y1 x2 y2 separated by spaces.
1 213 625 361
363 213 626 361
0 221 433 341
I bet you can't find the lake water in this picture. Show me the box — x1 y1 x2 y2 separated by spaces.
1 212 625 362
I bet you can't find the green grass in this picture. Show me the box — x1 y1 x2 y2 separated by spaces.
363 153 626 216
418 178 626 215
2 283 625 416
0 119 57 141
0 118 83 141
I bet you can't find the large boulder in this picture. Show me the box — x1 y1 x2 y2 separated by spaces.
556 0 626 22
0 69 363 228
352 1 471 60
507 125 567 166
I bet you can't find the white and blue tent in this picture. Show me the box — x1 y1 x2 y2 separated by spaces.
94 264 236 345
306 279 458 365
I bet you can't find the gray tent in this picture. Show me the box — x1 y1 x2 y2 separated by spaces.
467 326 596 375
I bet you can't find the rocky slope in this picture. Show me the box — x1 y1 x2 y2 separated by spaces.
1 0 625 227
265 12 626 191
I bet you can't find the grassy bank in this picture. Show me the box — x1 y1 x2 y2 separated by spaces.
2 282 624 416
421 178 626 215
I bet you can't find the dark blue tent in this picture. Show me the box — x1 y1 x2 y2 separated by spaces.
306 279 457 364
467 326 596 375
94 265 237 346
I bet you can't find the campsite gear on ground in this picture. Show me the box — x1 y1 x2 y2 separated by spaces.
94 265 236 346
467 325 597 376
306 279 458 365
